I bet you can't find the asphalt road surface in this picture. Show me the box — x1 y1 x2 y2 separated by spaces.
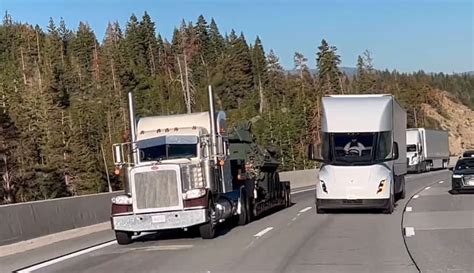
4 170 471 273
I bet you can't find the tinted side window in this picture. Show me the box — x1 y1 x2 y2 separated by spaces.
375 131 392 161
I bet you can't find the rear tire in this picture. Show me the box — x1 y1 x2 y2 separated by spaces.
200 200 217 239
238 193 250 226
115 231 133 245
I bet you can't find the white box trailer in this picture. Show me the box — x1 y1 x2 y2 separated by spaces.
406 128 449 172
309 94 407 214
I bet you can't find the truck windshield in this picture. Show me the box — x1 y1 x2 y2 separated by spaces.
137 135 199 162
140 144 197 162
407 145 417 152
321 131 392 165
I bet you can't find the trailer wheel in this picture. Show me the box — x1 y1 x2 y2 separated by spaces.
238 192 250 226
115 231 133 245
200 200 217 239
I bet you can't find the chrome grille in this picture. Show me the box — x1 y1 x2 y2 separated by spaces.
134 170 179 210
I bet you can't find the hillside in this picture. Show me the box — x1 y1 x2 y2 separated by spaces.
422 90 474 155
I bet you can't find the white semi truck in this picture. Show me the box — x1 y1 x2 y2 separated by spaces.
406 128 450 173
110 86 290 244
308 95 407 214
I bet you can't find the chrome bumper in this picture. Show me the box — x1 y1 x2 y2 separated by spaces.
112 209 208 232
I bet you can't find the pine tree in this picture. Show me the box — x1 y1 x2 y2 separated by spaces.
251 36 267 114
316 39 342 94
355 50 376 93
266 50 286 105
220 30 253 109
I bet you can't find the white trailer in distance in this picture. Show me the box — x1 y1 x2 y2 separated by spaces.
406 128 450 173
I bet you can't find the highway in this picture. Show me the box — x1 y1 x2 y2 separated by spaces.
3 170 473 273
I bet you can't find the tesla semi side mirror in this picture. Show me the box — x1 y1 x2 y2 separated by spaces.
308 143 324 162
392 142 399 160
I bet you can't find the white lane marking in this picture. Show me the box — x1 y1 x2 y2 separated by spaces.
17 240 116 272
413 195 420 199
406 207 413 212
254 227 273 237
296 213 301 216
291 217 297 221
439 181 444 184
425 186 431 190
130 244 193 251
299 206 312 213
404 227 415 237
291 187 315 195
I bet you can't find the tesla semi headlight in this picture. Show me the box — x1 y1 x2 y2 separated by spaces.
319 180 328 193
376 179 387 194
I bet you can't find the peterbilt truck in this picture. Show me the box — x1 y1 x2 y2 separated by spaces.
308 94 407 214
110 86 290 244
406 128 449 173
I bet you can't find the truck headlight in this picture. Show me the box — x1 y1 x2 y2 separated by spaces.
452 174 463 179
111 194 132 205
376 179 387 194
183 188 207 200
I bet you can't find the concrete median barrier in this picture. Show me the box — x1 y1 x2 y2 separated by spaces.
280 169 318 190
0 191 122 246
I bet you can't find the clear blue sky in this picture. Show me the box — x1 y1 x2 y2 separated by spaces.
1 0 473 73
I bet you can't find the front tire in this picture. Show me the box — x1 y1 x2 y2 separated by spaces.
316 206 326 214
396 177 406 200
115 231 133 245
200 199 217 239
384 184 395 214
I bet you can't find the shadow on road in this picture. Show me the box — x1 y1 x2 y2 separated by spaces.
449 189 474 195
317 202 401 215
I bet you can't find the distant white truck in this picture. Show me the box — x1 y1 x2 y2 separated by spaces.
406 128 450 173
308 94 407 214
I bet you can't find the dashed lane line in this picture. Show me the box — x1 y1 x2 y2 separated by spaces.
299 206 312 213
290 187 316 195
404 227 415 237
406 207 413 212
253 227 273 238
